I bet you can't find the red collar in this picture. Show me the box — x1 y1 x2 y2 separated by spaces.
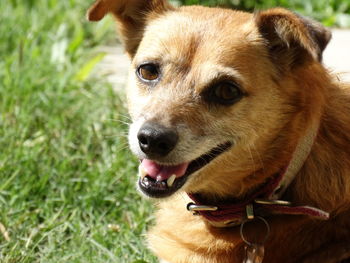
186 124 329 227
187 168 329 227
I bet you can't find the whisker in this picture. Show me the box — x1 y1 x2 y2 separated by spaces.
107 118 131 126
119 114 132 121
114 143 131 154
104 133 129 139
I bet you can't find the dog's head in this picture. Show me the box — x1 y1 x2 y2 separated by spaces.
87 1 331 199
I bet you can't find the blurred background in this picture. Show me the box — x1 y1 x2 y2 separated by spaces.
176 0 350 26
0 0 349 263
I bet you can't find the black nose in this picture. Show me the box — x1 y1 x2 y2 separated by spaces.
137 122 178 157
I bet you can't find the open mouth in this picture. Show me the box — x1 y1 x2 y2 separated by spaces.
137 142 232 198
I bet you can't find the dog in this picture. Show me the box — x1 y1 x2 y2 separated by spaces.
87 1 350 262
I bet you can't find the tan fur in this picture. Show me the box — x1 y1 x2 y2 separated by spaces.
88 1 350 262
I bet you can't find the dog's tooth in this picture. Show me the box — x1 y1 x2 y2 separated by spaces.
138 165 148 179
167 174 176 188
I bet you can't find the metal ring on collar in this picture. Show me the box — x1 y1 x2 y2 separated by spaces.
240 216 270 246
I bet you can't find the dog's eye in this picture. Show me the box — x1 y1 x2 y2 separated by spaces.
211 82 242 105
137 63 159 81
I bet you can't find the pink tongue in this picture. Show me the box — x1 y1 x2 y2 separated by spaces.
141 159 189 181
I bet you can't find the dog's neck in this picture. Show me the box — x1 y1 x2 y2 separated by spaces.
186 121 329 227
287 88 350 211
269 120 320 199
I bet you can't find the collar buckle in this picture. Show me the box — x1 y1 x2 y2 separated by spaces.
187 202 218 213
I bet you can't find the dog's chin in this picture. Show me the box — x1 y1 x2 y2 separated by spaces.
137 142 232 198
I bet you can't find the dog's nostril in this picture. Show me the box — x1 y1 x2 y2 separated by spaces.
138 135 149 146
137 122 178 157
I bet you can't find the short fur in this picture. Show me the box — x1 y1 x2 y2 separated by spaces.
87 1 350 262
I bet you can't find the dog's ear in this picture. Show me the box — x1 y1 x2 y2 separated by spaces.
87 0 173 56
255 8 331 70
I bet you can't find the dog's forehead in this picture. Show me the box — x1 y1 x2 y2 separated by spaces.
134 6 266 93
136 7 259 66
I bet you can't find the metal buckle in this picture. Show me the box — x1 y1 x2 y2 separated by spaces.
246 204 255 220
186 202 218 212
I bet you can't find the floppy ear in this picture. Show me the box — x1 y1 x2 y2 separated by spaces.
255 8 331 71
87 0 173 56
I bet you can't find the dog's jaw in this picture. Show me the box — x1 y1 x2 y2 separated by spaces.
136 142 232 198
128 113 239 198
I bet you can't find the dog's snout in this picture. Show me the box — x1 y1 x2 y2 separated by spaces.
137 122 178 157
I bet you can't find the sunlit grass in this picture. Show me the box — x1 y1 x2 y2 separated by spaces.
0 1 156 262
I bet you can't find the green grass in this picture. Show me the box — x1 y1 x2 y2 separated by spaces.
0 0 156 262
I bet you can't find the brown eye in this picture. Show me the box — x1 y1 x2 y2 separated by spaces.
210 82 242 105
137 63 159 81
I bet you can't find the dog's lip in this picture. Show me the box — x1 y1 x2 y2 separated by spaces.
138 142 232 198
141 159 189 181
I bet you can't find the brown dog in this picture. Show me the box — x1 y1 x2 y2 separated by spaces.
87 1 350 262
